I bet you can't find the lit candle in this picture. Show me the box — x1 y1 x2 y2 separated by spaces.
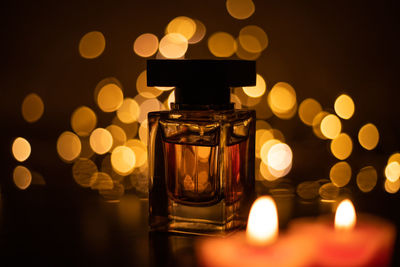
289 199 396 267
197 196 313 267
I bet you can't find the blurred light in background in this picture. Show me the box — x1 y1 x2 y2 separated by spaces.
238 25 268 53
159 33 188 58
268 82 297 119
296 181 320 200
330 133 353 160
384 178 400 194
137 98 163 123
12 137 31 162
57 131 81 162
117 98 140 124
319 182 339 200
235 37 261 60
112 116 138 139
137 70 163 98
312 111 329 139
125 139 147 168
90 128 113 155
329 161 351 187
356 166 377 193
188 19 206 44
267 143 292 172
226 0 255 20
384 161 400 182
358 123 379 150
79 31 106 59
208 32 236 57
90 172 114 190
22 93 44 123
106 125 127 151
243 73 266 98
111 146 136 175
139 119 149 145
298 98 322 126
71 106 97 137
97 83 124 112
13 165 32 190
133 33 159 57
72 158 97 187
334 94 355 120
320 114 341 139
166 16 196 41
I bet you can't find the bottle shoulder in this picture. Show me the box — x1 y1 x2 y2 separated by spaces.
148 109 255 122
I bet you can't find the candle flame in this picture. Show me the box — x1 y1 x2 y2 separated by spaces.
334 199 356 231
246 196 278 246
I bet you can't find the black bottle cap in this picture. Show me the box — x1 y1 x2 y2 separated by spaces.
147 59 256 110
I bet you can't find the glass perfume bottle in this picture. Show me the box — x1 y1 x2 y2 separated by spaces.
147 60 256 235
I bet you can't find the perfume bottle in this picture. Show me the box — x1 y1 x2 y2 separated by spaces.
147 60 256 235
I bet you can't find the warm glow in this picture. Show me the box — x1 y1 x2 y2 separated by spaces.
230 93 242 109
319 182 339 200
166 16 197 40
260 139 281 165
320 114 342 139
89 128 113 155
246 196 278 246
117 98 140 124
133 33 158 57
312 111 329 139
298 98 322 126
358 123 379 150
159 33 188 59
243 74 266 98
356 166 377 193
239 25 268 53
334 94 355 120
267 143 292 172
137 70 163 98
106 124 127 150
335 199 356 231
256 129 273 158
235 37 261 60
71 106 97 137
138 98 162 123
296 181 320 200
21 93 44 123
226 0 255 20
111 146 136 175
12 137 31 162
385 161 400 182
13 166 32 190
139 119 149 145
79 31 106 59
97 83 124 112
188 19 206 44
90 172 114 190
112 116 138 140
259 161 279 181
208 32 236 57
125 139 147 167
268 82 297 119
388 153 400 165
329 161 352 187
57 131 81 162
385 178 400 194
72 158 97 187
330 133 353 160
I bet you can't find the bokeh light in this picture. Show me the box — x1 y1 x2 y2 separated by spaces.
234 87 262 107
89 128 113 155
296 181 320 200
21 93 44 123
106 125 127 151
138 98 163 123
358 123 379 150
384 178 400 194
159 33 188 58
71 106 97 137
356 166 377 193
243 74 266 98
235 37 261 60
12 137 31 162
133 33 158 57
312 111 329 139
320 114 342 139
319 182 339 200
112 116 139 140
125 139 147 168
238 25 268 53
334 94 355 120
13 166 32 190
166 16 196 40
298 98 322 126
188 19 206 44
136 70 163 98
139 119 149 145
267 143 292 172
330 133 353 160
256 129 273 158
72 158 97 187
79 137 94 158
260 139 281 165
226 0 255 20
208 32 236 57
388 153 400 165
384 161 400 182
116 98 140 124
97 83 124 112
111 146 136 175
329 161 351 187
268 82 297 119
57 131 81 162
91 172 114 190
79 31 106 59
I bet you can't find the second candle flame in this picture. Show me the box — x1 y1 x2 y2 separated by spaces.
334 199 356 231
246 196 278 246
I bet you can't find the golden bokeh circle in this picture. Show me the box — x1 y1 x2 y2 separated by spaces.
91 172 114 190
226 0 255 20
188 19 207 44
71 106 97 137
13 165 32 190
72 158 98 187
334 94 355 120
385 161 400 182
12 137 31 162
106 124 127 151
97 83 124 112
21 93 44 123
111 146 136 175
136 70 163 98
133 33 159 58
330 133 353 160
312 111 329 139
79 31 106 59
117 98 140 124
89 128 113 155
298 98 322 126
356 166 377 193
320 114 342 139
358 123 379 150
243 74 266 98
297 181 320 200
384 178 400 194
329 161 352 187
57 131 81 162
238 25 268 53
319 182 339 200
125 139 147 168
159 33 188 59
208 32 236 57
268 82 297 118
166 16 197 41
388 153 400 165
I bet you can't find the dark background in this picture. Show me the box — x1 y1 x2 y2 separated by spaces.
1 0 399 266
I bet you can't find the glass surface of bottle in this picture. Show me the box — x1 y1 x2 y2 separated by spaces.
147 59 256 235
